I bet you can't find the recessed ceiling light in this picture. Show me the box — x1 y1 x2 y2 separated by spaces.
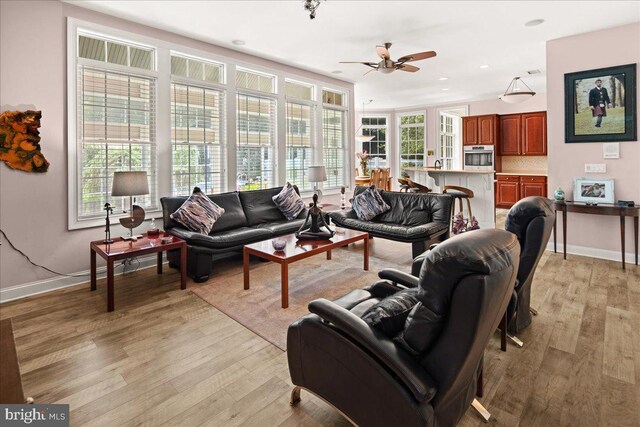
232 40 245 46
439 77 448 81
479 64 490 69
525 19 545 27
331 70 343 74
441 88 449 91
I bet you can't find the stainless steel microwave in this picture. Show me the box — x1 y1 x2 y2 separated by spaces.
463 145 494 170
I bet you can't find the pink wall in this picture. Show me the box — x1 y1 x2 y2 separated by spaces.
547 23 640 257
0 0 353 291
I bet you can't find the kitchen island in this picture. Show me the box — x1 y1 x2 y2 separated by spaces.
405 168 495 229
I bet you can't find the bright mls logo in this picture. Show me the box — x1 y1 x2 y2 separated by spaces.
1 405 69 426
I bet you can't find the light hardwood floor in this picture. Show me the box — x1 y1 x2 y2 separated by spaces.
1 237 639 426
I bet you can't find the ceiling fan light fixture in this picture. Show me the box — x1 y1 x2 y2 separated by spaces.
499 77 536 103
303 0 321 19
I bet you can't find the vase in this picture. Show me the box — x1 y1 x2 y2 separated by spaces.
360 161 369 176
554 187 565 202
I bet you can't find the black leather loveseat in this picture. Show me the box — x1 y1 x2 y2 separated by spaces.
328 186 453 258
161 186 307 282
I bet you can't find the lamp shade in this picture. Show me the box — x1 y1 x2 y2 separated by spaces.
111 171 149 196
307 166 327 183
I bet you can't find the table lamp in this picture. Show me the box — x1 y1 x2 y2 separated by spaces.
307 166 327 206
111 171 149 240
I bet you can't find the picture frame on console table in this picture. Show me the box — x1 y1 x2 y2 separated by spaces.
564 63 636 143
573 177 615 204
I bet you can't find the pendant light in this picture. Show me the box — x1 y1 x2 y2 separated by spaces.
499 77 536 104
355 99 375 142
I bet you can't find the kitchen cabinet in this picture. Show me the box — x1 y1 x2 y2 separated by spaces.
463 114 498 146
496 175 547 208
498 111 547 156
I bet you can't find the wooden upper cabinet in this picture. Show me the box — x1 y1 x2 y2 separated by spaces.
499 114 522 155
463 116 479 145
521 112 547 155
478 115 498 145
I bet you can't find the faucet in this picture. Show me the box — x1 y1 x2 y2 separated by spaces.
434 159 442 169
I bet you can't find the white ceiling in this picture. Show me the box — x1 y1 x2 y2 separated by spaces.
66 0 640 109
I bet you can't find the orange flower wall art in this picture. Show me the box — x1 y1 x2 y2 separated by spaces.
0 110 49 173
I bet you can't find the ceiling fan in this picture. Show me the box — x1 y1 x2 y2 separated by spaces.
340 42 436 75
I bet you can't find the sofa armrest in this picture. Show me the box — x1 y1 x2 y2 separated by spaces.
377 269 419 288
308 298 438 403
328 209 358 222
166 227 198 241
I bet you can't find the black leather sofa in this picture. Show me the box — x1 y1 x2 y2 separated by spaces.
161 186 307 282
328 186 453 258
287 228 520 426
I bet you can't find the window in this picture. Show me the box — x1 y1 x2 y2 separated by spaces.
322 89 344 106
236 68 276 94
170 82 225 195
171 53 224 84
323 108 346 189
399 113 425 169
236 93 276 190
285 81 315 190
361 116 388 168
437 107 465 170
75 33 157 221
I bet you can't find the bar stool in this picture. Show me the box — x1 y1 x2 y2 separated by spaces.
397 178 411 192
407 180 431 193
442 185 474 223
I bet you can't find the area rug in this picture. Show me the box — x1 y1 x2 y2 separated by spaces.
191 242 409 350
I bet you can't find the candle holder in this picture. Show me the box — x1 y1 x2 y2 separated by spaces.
103 203 114 244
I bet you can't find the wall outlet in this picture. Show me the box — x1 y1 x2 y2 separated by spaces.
585 163 606 173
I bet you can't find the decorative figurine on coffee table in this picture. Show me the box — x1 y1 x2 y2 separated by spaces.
296 194 335 240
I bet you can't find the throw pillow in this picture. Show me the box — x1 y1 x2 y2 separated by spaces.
272 182 305 220
361 288 420 337
352 185 391 221
170 187 225 234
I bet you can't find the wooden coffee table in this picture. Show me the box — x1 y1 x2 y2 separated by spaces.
90 233 187 312
243 228 369 308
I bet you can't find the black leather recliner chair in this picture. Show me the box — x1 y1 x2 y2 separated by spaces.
380 196 555 339
287 228 520 426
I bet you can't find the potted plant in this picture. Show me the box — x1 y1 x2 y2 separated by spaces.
356 151 370 176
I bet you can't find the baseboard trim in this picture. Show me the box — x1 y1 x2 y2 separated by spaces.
0 254 161 303
546 242 637 264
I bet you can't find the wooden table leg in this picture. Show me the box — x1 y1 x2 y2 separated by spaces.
620 215 626 270
553 212 557 253
326 249 332 260
107 259 114 312
363 235 369 271
500 311 507 352
635 216 638 266
157 252 163 274
281 262 289 309
562 208 567 260
90 249 97 291
180 245 187 290
243 248 250 290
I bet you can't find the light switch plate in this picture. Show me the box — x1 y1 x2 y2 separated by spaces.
585 163 606 173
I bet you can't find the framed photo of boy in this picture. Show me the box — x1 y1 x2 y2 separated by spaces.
564 63 636 143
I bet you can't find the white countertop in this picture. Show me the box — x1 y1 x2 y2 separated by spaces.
496 171 548 177
405 167 495 175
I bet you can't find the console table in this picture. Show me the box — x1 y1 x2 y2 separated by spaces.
553 202 639 269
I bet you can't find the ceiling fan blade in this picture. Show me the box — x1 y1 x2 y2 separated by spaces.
397 64 420 72
376 45 390 60
363 68 377 76
397 51 437 64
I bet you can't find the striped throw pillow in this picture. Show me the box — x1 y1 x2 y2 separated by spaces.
352 185 391 221
170 187 225 234
272 183 305 220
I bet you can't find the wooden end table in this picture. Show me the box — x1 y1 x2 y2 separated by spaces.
243 228 369 308
90 233 187 312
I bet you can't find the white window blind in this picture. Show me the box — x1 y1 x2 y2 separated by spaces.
77 67 157 218
236 93 276 190
399 113 425 169
286 102 314 190
361 117 388 169
323 108 346 189
171 82 225 195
